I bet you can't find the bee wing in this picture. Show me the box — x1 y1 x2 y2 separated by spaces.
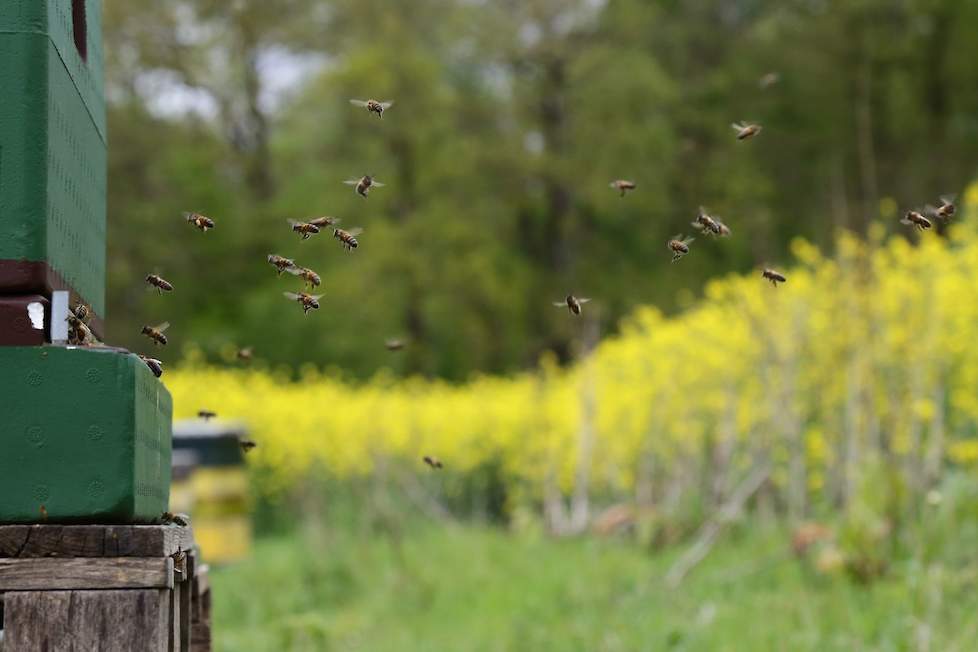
552 301 566 307
343 179 360 185
285 266 304 276
691 221 705 230
578 298 592 304
682 236 696 245
347 227 364 236
899 215 913 225
940 194 957 204
311 294 325 301
609 181 619 189
379 101 393 109
731 122 745 131
371 181 385 187
155 322 170 333
284 292 302 301
349 99 369 107
923 205 941 218
309 217 338 227
182 211 196 222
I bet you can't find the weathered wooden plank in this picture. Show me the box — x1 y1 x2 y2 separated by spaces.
0 525 193 558
168 581 181 652
4 589 170 652
0 558 174 591
179 571 191 651
191 622 212 651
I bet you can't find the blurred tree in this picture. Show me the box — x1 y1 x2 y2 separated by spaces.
102 0 978 380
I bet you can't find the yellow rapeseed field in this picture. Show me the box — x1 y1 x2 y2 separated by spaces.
167 185 978 509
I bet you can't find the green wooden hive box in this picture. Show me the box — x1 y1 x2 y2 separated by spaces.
0 347 172 524
0 0 174 524
0 0 107 328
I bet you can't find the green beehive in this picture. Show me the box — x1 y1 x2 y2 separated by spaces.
0 0 107 321
0 346 172 523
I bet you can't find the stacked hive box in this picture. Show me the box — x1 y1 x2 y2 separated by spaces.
0 1 172 523
0 3 193 648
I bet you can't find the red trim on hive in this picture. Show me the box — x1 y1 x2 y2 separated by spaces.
0 260 103 338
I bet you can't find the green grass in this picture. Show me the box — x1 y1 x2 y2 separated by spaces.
210 523 978 652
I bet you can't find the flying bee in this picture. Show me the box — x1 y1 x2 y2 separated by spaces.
237 347 254 362
308 216 341 228
333 227 363 251
184 212 215 232
141 322 170 346
731 121 762 141
552 295 591 316
238 437 258 453
287 265 322 289
759 72 780 89
145 274 174 294
161 512 191 527
926 195 956 221
692 207 722 235
350 99 393 118
267 254 296 275
385 338 406 351
284 291 323 315
668 234 695 262
198 409 217 421
901 210 932 231
609 179 636 197
288 219 321 240
423 455 444 470
139 355 164 378
762 268 787 287
343 175 385 197
239 438 258 454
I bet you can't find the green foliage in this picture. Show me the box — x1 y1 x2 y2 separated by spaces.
211 520 978 651
102 0 978 379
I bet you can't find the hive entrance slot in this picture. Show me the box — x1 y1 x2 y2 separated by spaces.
72 0 88 62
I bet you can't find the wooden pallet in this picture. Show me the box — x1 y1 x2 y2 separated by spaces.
0 525 211 651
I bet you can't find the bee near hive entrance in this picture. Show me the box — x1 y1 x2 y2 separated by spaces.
0 2 207 649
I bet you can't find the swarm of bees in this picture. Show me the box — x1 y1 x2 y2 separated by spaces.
100 83 961 501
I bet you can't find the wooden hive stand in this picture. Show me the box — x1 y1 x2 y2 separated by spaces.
0 525 211 652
